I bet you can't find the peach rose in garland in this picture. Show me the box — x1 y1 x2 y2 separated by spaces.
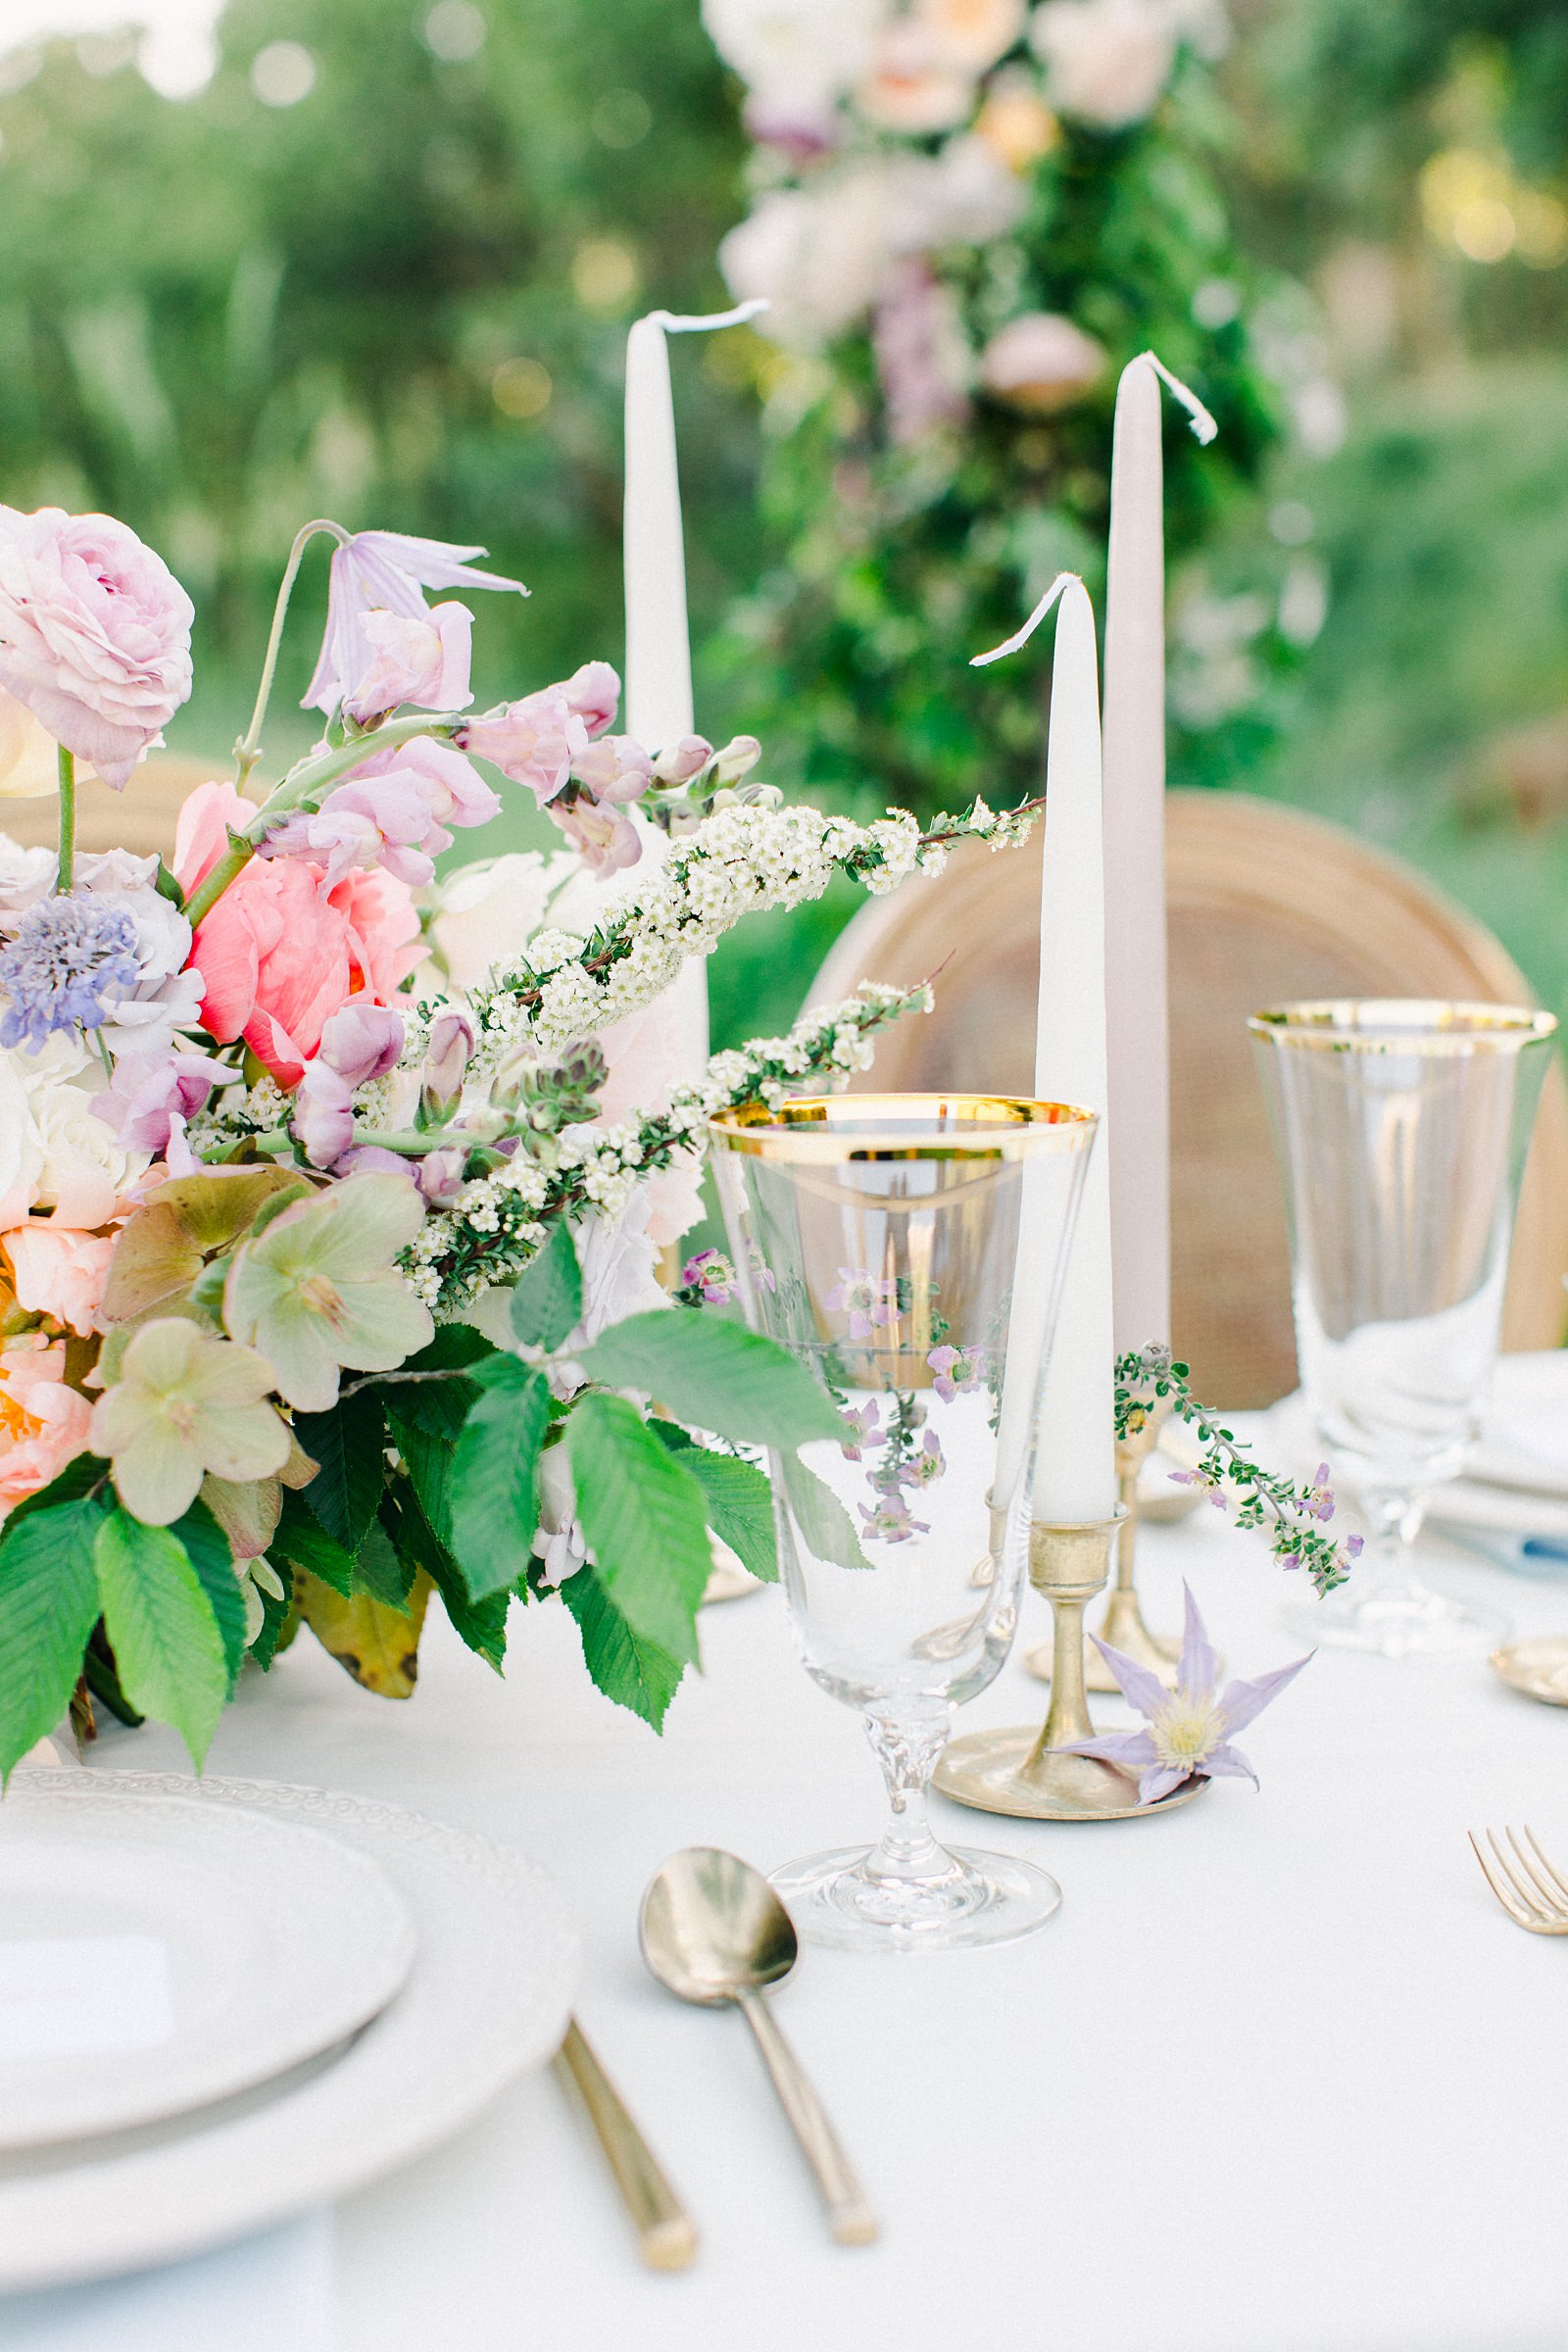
0 508 193 790
0 1334 93 1517
223 1172 433 1413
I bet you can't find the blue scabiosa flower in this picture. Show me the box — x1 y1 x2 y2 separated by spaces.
0 895 140 1051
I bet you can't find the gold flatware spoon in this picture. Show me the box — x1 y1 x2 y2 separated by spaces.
553 2017 698 2270
639 1846 878 2247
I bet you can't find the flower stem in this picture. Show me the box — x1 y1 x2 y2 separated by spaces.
233 518 349 791
183 833 254 929
56 746 75 892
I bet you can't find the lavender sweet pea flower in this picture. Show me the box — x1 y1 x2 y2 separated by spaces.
651 734 714 786
262 739 499 892
416 1145 468 1205
342 603 474 725
420 1009 473 1117
561 660 620 739
572 735 653 806
335 1144 417 1181
318 1003 404 1088
91 1046 240 1152
457 686 587 806
555 794 641 873
1060 1584 1312 1806
305 529 526 717
293 1061 356 1169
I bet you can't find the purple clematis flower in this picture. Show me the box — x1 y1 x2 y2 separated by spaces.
305 530 526 717
1060 1584 1312 1806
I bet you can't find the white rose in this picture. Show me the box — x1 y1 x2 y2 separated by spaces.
0 691 62 800
722 167 905 345
897 133 1029 247
1028 0 1177 126
23 1036 146 1227
0 833 56 931
425 851 575 996
858 21 974 133
0 1048 45 1226
703 0 889 111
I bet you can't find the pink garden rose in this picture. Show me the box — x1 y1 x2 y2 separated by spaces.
0 508 193 790
1 1222 115 1340
0 1334 93 1515
175 783 420 1087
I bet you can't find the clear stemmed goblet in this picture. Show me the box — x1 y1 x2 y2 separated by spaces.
1250 1001 1556 1657
709 1093 1097 1952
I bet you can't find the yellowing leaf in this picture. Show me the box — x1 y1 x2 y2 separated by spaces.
295 1568 431 1699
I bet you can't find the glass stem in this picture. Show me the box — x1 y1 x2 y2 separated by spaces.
1361 1487 1430 1598
861 1706 954 1884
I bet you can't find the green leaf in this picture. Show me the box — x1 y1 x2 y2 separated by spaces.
394 1420 455 1545
294 1390 387 1552
448 1359 551 1600
93 1510 228 1769
378 1325 496 1441
575 1308 846 1451
0 1495 108 1780
561 1566 685 1732
510 1219 582 1350
2 1452 107 1528
272 1487 356 1595
250 1573 295 1671
565 1392 712 1666
652 1427 778 1584
781 1456 873 1572
384 1488 511 1674
171 1498 246 1690
352 1520 416 1613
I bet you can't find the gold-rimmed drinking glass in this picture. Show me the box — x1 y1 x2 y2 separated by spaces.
1250 1000 1556 1657
709 1094 1097 1952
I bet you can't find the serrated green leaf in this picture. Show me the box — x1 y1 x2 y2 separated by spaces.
171 1498 246 1690
565 1392 711 1665
384 1488 511 1674
576 1308 845 1451
510 1219 583 1351
250 1573 295 1670
561 1565 685 1731
449 1359 550 1599
781 1456 873 1571
0 1495 108 1780
271 1487 356 1594
394 1419 455 1545
93 1510 228 1769
352 1520 416 1612
378 1325 496 1441
2 1453 108 1528
658 1437 778 1584
294 1390 387 1552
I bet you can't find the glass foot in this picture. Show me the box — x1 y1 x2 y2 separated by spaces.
769 1842 1061 1953
1284 1575 1509 1659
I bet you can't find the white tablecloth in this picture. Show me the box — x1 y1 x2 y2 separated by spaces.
9 1500 1568 2352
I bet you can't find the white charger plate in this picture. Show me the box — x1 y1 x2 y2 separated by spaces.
0 1784 415 2152
0 1771 579 2295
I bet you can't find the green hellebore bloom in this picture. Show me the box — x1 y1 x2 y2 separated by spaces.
90 1317 292 1527
223 1171 434 1413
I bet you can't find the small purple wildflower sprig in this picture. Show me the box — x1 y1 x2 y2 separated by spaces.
0 895 139 1050
1114 1345 1363 1596
672 1244 777 1311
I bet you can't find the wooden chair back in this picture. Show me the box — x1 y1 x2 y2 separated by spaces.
0 753 220 862
808 791 1568 1403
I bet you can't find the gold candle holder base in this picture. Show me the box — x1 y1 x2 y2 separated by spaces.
934 1510 1203 1823
1023 1410 1183 1691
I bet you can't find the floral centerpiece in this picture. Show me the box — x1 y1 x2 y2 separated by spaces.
0 503 1035 1778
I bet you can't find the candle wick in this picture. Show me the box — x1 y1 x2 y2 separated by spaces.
645 299 770 336
969 572 1079 668
1136 350 1219 444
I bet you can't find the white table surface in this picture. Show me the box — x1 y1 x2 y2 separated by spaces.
9 1497 1568 2352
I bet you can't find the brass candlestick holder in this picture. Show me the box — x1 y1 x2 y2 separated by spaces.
934 1508 1201 1822
1024 1409 1182 1691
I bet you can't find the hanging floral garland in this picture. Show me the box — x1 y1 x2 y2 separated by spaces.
704 0 1323 811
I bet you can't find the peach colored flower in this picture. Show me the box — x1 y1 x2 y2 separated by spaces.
918 0 1026 72
0 1334 93 1518
979 312 1105 411
1 1222 115 1339
0 508 193 791
974 70 1059 169
858 21 973 130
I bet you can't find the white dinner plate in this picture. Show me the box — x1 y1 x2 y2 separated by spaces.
0 1771 580 2294
0 1783 416 2153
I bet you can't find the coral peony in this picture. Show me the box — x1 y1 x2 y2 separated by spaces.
175 782 419 1087
0 1334 93 1518
0 508 193 790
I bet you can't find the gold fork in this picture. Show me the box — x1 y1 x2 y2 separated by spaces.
1468 1826 1568 1934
